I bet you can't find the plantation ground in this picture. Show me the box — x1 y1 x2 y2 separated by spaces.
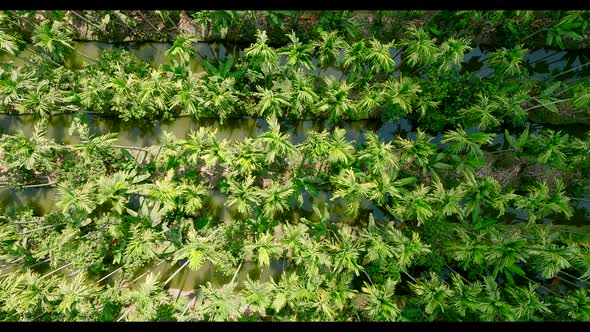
0 10 590 322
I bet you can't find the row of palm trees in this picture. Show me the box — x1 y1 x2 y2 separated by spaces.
2 21 587 127
2 10 589 50
1 120 584 224
1 201 588 321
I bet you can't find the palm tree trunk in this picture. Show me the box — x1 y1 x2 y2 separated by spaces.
97 265 123 283
39 262 73 279
70 11 104 33
138 12 167 39
116 306 133 322
66 262 93 278
522 28 547 42
10 11 36 30
524 98 570 112
163 260 189 286
559 270 588 285
21 222 66 234
527 49 558 65
130 259 166 283
180 295 198 319
230 261 243 284
550 61 590 79
24 45 61 67
401 270 430 320
74 49 99 64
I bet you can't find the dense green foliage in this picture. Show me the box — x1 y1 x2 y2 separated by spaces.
0 10 589 322
0 11 589 130
1 118 589 321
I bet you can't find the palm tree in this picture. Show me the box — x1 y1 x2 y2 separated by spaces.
506 283 551 321
244 29 279 76
229 138 263 176
200 76 240 123
200 134 231 169
387 184 435 226
458 94 502 131
256 116 298 165
95 171 132 215
529 129 571 168
290 170 321 208
494 91 529 126
380 75 421 119
240 276 274 317
137 68 173 119
485 228 529 285
252 85 290 119
513 179 573 224
342 40 368 79
0 67 35 109
313 30 346 70
17 80 60 120
0 124 60 178
396 129 437 174
32 20 74 64
326 127 356 170
146 169 178 212
244 231 281 268
118 272 169 321
410 272 453 318
172 228 218 272
449 272 482 318
446 226 489 272
359 215 394 265
526 225 575 280
169 74 202 118
178 127 208 167
316 76 357 123
56 181 96 218
330 168 376 219
268 272 307 315
283 69 318 118
121 224 160 269
224 174 260 216
555 289 590 321
328 225 363 277
369 172 415 206
0 28 21 55
280 222 310 259
355 85 386 118
178 181 209 216
441 127 496 159
479 276 515 321
357 131 400 176
365 38 396 75
436 37 472 73
279 30 315 71
71 125 118 164
488 45 528 77
0 270 59 319
400 25 438 68
460 171 515 221
191 11 213 39
430 180 465 220
165 35 198 67
298 129 332 173
55 272 102 319
258 179 295 219
361 278 401 321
